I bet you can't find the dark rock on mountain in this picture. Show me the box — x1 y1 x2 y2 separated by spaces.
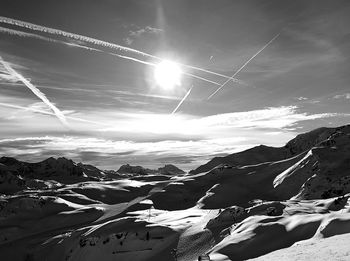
158 164 185 175
117 163 185 175
117 164 157 175
0 157 105 188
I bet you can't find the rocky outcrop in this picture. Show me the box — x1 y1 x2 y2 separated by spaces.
117 164 157 175
117 164 185 175
158 164 185 175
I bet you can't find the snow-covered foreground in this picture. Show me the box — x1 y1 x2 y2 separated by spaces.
250 233 350 261
0 124 350 260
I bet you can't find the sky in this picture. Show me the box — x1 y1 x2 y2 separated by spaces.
0 0 349 171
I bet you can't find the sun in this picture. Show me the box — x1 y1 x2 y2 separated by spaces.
154 60 182 90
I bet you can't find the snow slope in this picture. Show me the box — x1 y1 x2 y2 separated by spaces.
0 124 350 260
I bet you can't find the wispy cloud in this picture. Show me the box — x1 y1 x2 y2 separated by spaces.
124 25 163 45
98 105 347 136
0 72 19 83
296 96 308 101
1 105 348 169
333 93 350 100
192 106 344 131
0 135 251 170
1 94 347 138
0 136 246 156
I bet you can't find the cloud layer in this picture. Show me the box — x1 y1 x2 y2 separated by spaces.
1 104 348 170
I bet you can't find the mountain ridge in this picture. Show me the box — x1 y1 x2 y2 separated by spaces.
190 125 349 174
0 123 350 261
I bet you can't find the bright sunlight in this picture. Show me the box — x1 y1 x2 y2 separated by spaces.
154 60 182 90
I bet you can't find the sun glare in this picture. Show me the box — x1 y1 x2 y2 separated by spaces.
154 60 182 90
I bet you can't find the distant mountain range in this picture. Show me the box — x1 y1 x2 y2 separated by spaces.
0 156 185 194
117 163 185 176
0 124 349 261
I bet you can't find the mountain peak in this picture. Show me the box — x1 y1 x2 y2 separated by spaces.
158 164 185 175
190 124 350 174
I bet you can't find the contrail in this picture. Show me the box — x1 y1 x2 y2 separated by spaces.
80 47 228 85
0 56 69 127
176 62 244 85
0 25 226 87
0 26 225 86
0 26 60 43
0 25 155 67
0 16 244 84
0 102 106 126
207 33 280 100
172 87 193 114
69 44 225 86
170 33 280 112
0 16 153 57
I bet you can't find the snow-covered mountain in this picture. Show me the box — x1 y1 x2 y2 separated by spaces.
0 124 350 261
0 156 105 190
190 126 344 174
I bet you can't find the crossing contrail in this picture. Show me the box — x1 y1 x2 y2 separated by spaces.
95 48 225 86
0 16 244 84
172 87 193 114
177 63 245 85
0 25 226 87
207 33 280 100
0 56 69 127
172 33 280 113
0 16 263 116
